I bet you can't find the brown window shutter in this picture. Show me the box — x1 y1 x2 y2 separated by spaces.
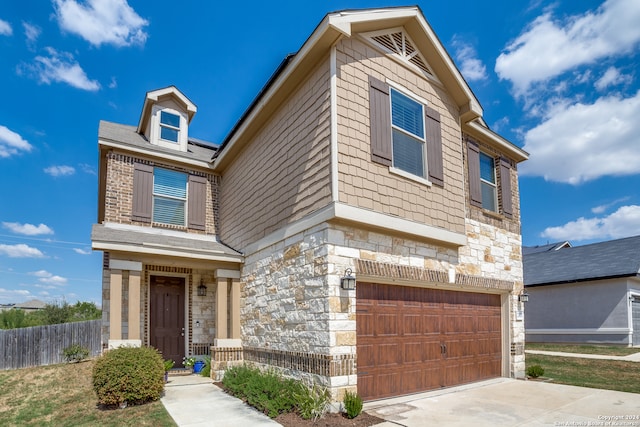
500 158 513 218
188 175 207 230
467 141 482 207
369 76 392 166
425 106 444 186
132 163 153 223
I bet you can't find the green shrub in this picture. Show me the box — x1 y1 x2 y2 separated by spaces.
92 346 164 408
200 356 211 377
222 365 300 418
343 390 363 419
294 382 330 421
63 344 89 363
164 359 175 371
527 364 545 378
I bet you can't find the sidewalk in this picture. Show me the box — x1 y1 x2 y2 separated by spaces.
526 349 640 362
161 374 280 427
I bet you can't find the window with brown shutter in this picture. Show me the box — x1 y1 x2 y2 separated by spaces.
500 158 513 218
425 106 443 186
467 141 482 208
188 175 207 230
369 76 445 186
132 163 153 223
369 76 392 166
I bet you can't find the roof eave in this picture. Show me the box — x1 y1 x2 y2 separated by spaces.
465 120 529 162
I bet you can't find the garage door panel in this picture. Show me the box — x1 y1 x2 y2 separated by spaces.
377 343 401 367
357 283 502 401
402 313 423 335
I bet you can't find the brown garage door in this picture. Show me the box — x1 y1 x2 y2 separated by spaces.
356 283 502 401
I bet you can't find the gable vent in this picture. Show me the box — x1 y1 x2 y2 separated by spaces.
370 31 433 77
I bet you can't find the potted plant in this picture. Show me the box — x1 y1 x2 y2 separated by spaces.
164 359 175 382
183 356 196 371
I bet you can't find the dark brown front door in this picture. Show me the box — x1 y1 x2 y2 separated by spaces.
150 276 185 366
356 283 502 401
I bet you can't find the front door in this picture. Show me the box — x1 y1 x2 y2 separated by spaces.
150 276 185 366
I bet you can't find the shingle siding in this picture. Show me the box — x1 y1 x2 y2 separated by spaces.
335 38 466 235
219 59 333 250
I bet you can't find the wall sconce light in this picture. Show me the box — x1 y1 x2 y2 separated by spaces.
519 290 529 303
195 320 201 328
340 268 356 290
197 279 207 296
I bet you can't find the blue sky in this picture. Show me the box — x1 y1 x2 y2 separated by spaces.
1 0 639 306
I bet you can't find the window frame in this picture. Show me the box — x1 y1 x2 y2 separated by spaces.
159 111 181 143
479 152 498 212
152 167 188 227
388 85 429 183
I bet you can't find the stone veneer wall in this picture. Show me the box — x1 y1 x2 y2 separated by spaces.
459 218 526 378
241 217 526 397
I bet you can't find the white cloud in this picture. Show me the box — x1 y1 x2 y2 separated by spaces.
53 0 148 47
591 197 630 214
594 67 633 91
79 163 96 175
39 275 68 286
44 165 76 177
0 19 12 36
0 125 33 158
0 244 45 258
30 270 53 278
519 91 640 184
19 47 100 91
495 0 640 96
73 248 91 255
541 205 640 241
23 22 40 49
108 76 117 89
452 38 487 82
2 222 54 236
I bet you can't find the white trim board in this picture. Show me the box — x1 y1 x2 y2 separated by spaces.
242 202 466 255
526 328 630 335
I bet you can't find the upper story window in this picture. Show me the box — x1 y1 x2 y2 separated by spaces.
391 88 426 178
153 168 187 226
132 163 208 230
467 140 513 218
159 111 180 143
368 76 444 187
479 153 497 212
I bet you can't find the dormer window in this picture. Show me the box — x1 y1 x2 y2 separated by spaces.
160 111 180 143
137 87 197 153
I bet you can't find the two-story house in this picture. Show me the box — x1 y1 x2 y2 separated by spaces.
92 6 528 402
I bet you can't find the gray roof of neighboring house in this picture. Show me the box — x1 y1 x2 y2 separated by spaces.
522 241 571 255
524 235 640 287
98 121 218 163
91 224 242 258
14 299 47 309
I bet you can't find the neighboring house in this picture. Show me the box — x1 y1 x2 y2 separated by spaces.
13 299 46 313
91 6 529 402
524 235 640 346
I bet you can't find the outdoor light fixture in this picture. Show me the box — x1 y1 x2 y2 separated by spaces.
519 290 529 303
197 279 207 296
340 268 356 290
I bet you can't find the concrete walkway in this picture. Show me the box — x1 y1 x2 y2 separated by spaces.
161 374 280 427
526 349 640 362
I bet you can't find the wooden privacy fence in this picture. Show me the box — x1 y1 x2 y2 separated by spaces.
0 319 102 370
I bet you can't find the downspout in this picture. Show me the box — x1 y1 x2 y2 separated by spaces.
330 42 340 203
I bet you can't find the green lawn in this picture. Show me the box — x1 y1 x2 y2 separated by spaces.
0 359 176 427
526 342 640 356
526 354 640 394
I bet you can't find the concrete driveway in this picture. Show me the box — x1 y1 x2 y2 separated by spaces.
365 378 640 426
